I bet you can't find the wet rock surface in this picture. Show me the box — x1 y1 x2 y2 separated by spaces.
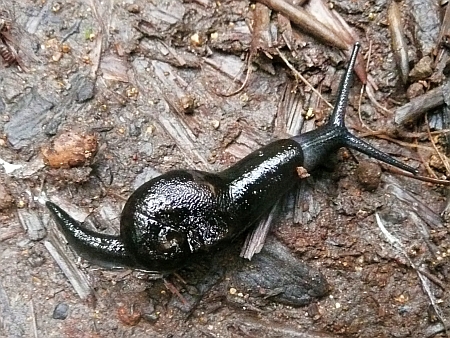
4 90 54 149
52 302 69 320
228 237 329 306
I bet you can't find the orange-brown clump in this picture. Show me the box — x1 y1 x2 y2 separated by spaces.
42 131 98 168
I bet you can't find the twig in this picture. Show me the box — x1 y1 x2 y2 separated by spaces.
61 19 82 43
163 278 188 306
417 268 446 291
394 80 450 127
256 0 347 49
365 83 392 116
360 133 434 151
357 48 376 132
30 299 38 338
425 113 450 175
365 40 372 73
415 138 438 179
241 202 278 260
44 231 94 300
388 1 409 85
217 55 253 97
276 48 332 109
385 165 450 185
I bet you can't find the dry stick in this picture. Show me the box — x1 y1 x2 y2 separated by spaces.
257 0 347 50
276 48 333 109
214 58 251 97
414 138 438 179
220 2 279 97
365 40 373 73
30 299 38 338
357 85 375 132
357 45 376 132
173 272 187 285
414 129 450 137
388 1 409 85
357 127 450 139
219 60 253 97
365 83 392 116
383 166 450 185
370 134 434 151
418 268 446 291
394 81 449 127
163 278 189 306
425 113 450 175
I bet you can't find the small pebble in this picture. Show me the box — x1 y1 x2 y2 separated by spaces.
126 4 140 13
142 312 159 324
141 302 159 324
409 56 433 82
180 95 196 114
52 51 62 62
307 303 321 320
117 306 141 326
52 303 69 320
429 154 446 172
355 161 382 191
406 82 425 100
211 120 220 129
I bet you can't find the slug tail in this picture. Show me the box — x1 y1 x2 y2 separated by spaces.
46 201 136 268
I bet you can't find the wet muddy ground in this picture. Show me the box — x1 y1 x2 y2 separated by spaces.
1 0 450 337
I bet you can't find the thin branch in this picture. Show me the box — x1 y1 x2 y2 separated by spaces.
425 113 450 175
276 48 333 109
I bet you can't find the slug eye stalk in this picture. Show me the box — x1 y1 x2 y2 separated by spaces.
292 42 418 175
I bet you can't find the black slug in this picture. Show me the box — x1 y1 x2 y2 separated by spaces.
46 43 417 272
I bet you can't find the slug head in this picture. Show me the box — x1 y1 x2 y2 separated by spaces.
293 43 417 175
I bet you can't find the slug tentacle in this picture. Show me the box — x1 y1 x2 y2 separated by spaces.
292 43 417 175
329 43 360 129
46 201 136 268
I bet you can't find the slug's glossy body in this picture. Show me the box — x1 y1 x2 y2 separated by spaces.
46 43 417 272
